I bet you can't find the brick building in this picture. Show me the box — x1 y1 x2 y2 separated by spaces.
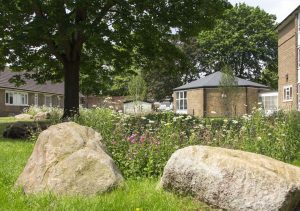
0 69 64 116
173 71 269 117
277 5 300 111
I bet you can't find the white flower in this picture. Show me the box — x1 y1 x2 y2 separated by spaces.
232 120 238 124
148 120 155 124
257 136 262 140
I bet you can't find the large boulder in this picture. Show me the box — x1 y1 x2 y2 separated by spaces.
15 122 124 195
160 146 300 211
3 122 48 139
15 114 33 120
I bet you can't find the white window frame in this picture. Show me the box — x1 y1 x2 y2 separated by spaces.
57 96 62 107
44 95 53 107
176 91 187 114
34 94 39 106
298 12 300 45
283 85 293 102
259 92 278 115
5 90 28 106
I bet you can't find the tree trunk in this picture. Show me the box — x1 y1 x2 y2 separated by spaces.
62 60 80 119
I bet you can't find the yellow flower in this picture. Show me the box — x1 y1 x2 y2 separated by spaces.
135 208 141 211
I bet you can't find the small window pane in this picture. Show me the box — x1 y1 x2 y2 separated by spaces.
179 99 183 109
5 93 8 104
9 94 13 104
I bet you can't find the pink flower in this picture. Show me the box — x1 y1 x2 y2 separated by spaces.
127 133 137 144
111 140 117 145
140 135 145 143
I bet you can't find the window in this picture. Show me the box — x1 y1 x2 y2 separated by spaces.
34 94 39 106
259 92 278 115
298 48 300 69
298 12 300 38
283 86 293 101
176 91 187 112
5 91 28 106
44 95 52 107
57 96 62 107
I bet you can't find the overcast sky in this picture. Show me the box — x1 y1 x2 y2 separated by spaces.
228 0 299 23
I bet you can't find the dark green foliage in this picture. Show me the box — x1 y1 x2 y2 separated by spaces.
0 0 230 116
197 3 278 84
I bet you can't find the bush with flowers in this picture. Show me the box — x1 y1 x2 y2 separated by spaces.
74 107 300 178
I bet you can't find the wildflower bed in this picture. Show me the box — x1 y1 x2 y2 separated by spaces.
74 108 300 178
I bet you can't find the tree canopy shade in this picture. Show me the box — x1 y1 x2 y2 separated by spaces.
197 3 278 85
0 0 230 118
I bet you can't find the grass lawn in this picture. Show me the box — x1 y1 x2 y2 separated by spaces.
0 117 212 211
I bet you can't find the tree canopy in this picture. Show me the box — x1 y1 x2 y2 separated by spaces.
197 3 278 86
0 0 230 117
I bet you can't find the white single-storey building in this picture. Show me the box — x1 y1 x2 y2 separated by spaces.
123 100 152 114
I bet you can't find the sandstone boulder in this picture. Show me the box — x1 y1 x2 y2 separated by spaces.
15 122 124 195
33 112 50 121
160 146 300 211
15 114 33 120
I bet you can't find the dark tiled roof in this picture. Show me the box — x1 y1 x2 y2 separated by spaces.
173 71 269 91
0 69 64 95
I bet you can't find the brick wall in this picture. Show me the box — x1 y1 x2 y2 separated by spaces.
0 88 64 116
0 89 28 116
278 17 297 111
246 88 259 113
173 87 260 118
187 88 204 116
82 96 125 110
204 87 248 117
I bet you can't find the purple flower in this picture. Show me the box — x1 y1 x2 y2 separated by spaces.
127 133 137 144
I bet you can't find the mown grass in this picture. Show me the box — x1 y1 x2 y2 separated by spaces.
0 117 212 211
